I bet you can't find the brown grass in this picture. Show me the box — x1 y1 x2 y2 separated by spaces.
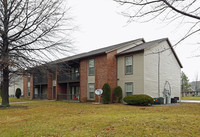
0 101 199 137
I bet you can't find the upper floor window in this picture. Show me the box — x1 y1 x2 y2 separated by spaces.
89 59 95 76
125 56 133 75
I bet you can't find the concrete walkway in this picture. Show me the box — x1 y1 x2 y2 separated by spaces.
9 100 53 104
181 100 200 103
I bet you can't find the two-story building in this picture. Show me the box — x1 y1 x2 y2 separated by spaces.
23 38 182 103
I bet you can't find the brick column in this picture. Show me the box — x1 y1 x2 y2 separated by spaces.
48 72 53 100
80 59 88 102
107 50 117 102
23 74 28 99
30 74 34 100
95 55 107 102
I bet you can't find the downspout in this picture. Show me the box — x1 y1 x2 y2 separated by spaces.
158 52 160 97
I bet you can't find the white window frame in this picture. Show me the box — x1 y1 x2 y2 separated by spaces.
88 59 95 76
125 56 133 75
88 83 95 100
125 82 133 96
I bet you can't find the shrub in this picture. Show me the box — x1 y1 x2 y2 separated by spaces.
102 83 111 104
123 94 153 106
15 88 22 99
113 86 122 103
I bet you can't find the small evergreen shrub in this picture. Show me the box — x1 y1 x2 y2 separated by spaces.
102 83 111 104
15 88 22 99
123 94 153 106
113 86 122 103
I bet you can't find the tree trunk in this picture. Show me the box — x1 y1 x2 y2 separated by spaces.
1 66 9 107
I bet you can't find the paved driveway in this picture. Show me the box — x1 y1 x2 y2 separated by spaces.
181 100 200 103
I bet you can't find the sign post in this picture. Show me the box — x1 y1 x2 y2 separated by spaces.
95 89 103 104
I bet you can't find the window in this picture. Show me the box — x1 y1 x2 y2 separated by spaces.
28 87 30 97
125 83 133 96
88 83 95 100
88 59 95 76
125 56 133 74
28 74 31 82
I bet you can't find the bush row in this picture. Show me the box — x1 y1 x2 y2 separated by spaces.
101 83 153 106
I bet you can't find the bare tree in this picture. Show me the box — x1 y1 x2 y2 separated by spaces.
0 0 73 107
114 0 200 45
194 72 198 93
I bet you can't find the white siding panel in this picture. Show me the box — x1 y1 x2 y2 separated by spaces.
117 41 144 53
144 41 181 99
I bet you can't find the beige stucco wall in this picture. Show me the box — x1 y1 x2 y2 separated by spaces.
144 41 181 99
117 52 144 97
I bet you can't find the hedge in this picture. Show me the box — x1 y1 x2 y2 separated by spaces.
113 86 122 103
102 83 111 104
123 94 153 106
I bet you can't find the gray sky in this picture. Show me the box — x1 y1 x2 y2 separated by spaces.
68 0 200 82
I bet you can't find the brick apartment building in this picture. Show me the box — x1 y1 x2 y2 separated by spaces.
23 38 182 103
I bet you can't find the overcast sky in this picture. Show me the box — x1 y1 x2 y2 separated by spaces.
67 0 200 82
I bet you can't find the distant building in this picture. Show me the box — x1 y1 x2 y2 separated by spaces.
182 81 200 97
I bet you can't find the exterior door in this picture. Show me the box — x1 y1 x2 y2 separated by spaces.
70 86 80 100
53 86 56 99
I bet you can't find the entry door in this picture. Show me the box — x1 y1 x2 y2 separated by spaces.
71 86 80 100
53 86 56 100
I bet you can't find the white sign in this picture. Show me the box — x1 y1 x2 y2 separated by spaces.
95 89 103 95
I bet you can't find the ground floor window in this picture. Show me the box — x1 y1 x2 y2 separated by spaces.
88 83 95 100
125 82 133 96
28 87 30 97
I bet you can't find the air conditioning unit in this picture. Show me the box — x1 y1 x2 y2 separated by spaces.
153 97 164 104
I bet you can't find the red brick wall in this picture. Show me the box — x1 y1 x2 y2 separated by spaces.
95 55 107 102
56 71 58 100
48 73 53 100
107 50 117 102
80 59 88 102
30 74 34 100
23 74 28 99
79 52 117 103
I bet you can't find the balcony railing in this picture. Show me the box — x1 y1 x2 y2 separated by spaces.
34 94 48 99
34 76 48 85
57 94 80 101
57 73 80 83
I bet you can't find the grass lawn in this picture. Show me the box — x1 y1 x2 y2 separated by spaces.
0 97 40 103
0 101 199 137
181 96 200 100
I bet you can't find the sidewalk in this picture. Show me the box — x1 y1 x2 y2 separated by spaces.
181 100 200 103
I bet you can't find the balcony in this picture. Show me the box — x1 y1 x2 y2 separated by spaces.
57 94 80 101
57 72 80 83
34 75 48 85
